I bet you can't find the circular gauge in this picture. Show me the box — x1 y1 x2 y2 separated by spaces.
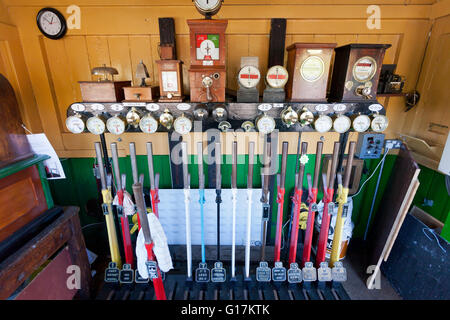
194 0 222 16
371 114 389 132
266 65 289 89
66 115 85 134
333 104 347 112
174 115 192 135
314 115 333 133
91 103 105 111
353 56 377 82
200 40 216 56
110 103 124 112
241 121 255 132
300 56 325 82
218 121 232 132
86 116 106 135
238 65 261 89
139 114 158 134
333 115 352 133
256 114 276 134
212 105 227 122
352 114 371 132
106 116 126 135
71 103 85 112
159 109 174 129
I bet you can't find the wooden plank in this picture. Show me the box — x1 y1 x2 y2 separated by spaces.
129 36 155 87
384 179 420 261
85 36 111 73
268 18 287 68
64 36 92 102
366 147 420 289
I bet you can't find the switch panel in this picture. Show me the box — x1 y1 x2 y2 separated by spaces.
355 133 385 159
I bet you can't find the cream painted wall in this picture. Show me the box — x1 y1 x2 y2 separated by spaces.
0 0 446 159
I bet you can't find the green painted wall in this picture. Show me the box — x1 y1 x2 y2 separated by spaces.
49 153 450 254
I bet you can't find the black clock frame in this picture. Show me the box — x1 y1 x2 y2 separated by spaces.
36 7 67 40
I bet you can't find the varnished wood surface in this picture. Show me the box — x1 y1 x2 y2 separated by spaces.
0 165 47 242
0 206 91 300
0 74 33 168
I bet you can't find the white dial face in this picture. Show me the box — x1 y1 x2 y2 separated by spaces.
66 116 85 134
300 56 325 82
86 117 105 135
110 104 124 112
352 114 371 132
38 11 62 36
71 103 85 112
257 116 276 134
195 0 221 10
314 115 333 133
266 65 289 88
106 117 126 135
371 115 389 132
91 103 105 111
139 115 158 134
333 115 351 133
353 56 377 82
200 39 216 56
238 66 261 89
174 116 192 135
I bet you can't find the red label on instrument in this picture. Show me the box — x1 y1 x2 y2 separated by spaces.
240 74 259 79
268 74 287 79
356 63 372 67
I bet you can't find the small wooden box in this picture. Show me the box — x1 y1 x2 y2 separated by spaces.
156 60 184 102
189 66 226 102
187 19 227 67
123 86 159 102
159 44 176 60
328 43 391 102
286 43 336 102
78 81 131 102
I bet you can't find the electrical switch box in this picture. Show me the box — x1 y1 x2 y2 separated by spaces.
355 133 385 159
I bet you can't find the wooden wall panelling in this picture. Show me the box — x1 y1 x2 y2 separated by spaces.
108 36 133 82
64 37 92 103
129 36 154 87
4 4 432 157
248 34 269 95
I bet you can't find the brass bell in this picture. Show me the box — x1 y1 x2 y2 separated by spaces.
281 106 298 128
159 109 174 130
298 108 314 126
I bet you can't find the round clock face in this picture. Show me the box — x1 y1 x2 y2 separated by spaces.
106 116 126 135
36 8 67 40
238 65 261 89
314 115 333 133
266 65 289 88
139 114 158 134
66 116 85 134
353 114 371 132
256 115 276 134
86 116 105 135
371 115 389 132
174 116 192 135
333 115 351 133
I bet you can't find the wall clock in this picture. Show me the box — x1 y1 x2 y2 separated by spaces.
36 8 67 40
